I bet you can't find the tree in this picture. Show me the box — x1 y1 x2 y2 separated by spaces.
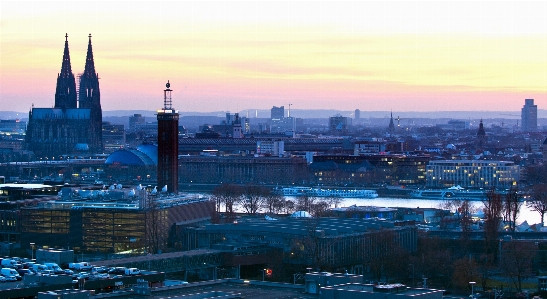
309 198 331 217
263 193 285 214
458 200 474 245
480 189 504 290
500 241 537 292
368 230 410 283
503 187 522 233
211 184 243 214
452 257 479 293
294 193 317 214
242 185 269 214
483 189 503 260
144 194 168 254
528 183 547 226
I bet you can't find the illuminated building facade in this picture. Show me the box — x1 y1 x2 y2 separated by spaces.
425 160 519 189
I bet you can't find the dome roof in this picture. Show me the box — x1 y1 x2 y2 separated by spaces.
105 145 158 166
136 144 158 165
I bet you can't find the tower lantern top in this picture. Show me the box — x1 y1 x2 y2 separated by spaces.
159 80 176 112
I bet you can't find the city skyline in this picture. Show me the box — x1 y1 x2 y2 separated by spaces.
1 1 546 113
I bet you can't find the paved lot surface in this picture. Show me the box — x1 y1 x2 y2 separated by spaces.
115 282 318 299
0 280 22 290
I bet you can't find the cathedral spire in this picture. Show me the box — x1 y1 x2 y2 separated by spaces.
78 33 103 153
59 33 73 78
83 33 97 79
54 33 77 109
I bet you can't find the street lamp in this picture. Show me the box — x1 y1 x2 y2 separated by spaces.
262 269 266 281
469 281 476 298
30 243 35 261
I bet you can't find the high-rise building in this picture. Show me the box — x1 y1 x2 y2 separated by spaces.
26 34 103 158
129 114 146 132
271 106 284 120
521 99 537 132
354 109 360 120
156 81 179 194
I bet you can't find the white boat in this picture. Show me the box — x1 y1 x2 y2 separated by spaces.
410 185 487 200
280 187 378 198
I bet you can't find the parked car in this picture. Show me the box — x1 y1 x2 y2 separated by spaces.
91 266 108 274
16 268 32 276
0 276 6 282
3 275 17 282
1 268 21 280
63 269 74 275
125 268 140 275
108 267 127 275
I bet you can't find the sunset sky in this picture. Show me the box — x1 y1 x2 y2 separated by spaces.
1 1 546 113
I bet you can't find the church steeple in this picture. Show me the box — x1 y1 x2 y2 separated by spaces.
83 33 97 79
78 33 103 153
476 119 487 150
54 33 77 109
388 111 395 133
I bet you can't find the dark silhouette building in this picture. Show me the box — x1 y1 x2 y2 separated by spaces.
476 119 487 151
388 111 395 133
156 81 179 194
521 98 538 132
25 34 103 158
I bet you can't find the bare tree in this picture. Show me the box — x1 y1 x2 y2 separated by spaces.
242 185 269 214
452 257 479 293
368 230 410 283
503 187 522 233
144 195 168 254
479 189 504 290
528 183 547 227
295 193 317 214
500 241 537 292
212 184 243 214
483 189 503 259
263 193 285 214
458 200 474 250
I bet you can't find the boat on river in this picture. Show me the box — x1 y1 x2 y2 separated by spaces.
280 187 378 198
410 185 487 200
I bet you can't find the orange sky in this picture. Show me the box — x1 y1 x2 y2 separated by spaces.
1 1 546 113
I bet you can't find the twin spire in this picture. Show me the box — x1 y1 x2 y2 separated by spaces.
60 33 96 79
55 33 97 110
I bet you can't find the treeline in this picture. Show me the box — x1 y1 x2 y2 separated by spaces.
211 184 342 217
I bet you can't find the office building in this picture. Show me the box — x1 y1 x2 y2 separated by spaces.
425 160 519 189
129 114 146 132
521 98 537 132
271 106 284 120
20 193 214 253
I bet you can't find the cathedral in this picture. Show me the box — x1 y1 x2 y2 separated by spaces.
26 34 103 158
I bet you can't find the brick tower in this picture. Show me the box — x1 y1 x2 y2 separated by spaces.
156 81 179 194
